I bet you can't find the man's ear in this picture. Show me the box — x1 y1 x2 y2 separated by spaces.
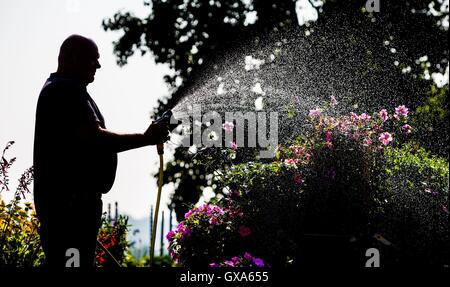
69 53 80 71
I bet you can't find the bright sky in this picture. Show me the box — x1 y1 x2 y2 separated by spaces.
0 0 176 220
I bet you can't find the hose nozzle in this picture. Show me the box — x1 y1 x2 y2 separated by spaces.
157 143 164 155
153 110 182 155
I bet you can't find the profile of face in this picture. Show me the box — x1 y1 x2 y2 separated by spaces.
58 35 101 85
79 46 101 84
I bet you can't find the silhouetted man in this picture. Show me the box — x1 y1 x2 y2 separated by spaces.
33 35 169 267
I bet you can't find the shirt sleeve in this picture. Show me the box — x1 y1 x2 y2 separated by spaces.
77 94 101 127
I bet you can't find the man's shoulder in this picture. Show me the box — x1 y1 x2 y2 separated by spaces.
38 77 87 107
41 76 84 95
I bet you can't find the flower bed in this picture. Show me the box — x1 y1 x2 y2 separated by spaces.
167 104 449 267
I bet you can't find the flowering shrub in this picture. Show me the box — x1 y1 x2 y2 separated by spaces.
0 141 44 267
0 142 135 267
167 203 251 266
167 104 449 267
96 215 130 267
209 252 268 267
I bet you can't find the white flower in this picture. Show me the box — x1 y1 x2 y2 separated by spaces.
255 97 264 111
251 83 265 95
244 56 265 71
217 83 226 95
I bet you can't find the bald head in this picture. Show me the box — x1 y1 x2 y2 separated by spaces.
57 35 101 85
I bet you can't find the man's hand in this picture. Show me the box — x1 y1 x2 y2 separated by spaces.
144 121 170 145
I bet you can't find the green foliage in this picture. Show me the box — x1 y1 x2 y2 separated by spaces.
412 84 449 156
160 148 211 222
148 255 174 267
417 84 449 120
121 252 174 267
0 142 44 267
96 215 131 267
383 143 449 193
373 143 449 266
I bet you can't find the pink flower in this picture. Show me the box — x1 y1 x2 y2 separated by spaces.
378 132 393 145
395 105 409 117
325 131 333 142
330 95 338 107
209 263 219 267
293 173 304 184
212 205 224 215
402 124 412 134
363 138 373 146
308 108 323 118
292 146 307 158
223 121 234 132
184 227 191 236
208 217 220 225
244 252 253 261
359 113 371 121
177 222 191 237
166 230 175 241
284 159 298 167
424 188 438 195
350 112 359 121
253 258 265 267
184 210 195 219
239 225 252 237
379 109 388 122
232 256 240 262
304 152 311 161
230 141 238 151
224 261 235 267
170 250 178 259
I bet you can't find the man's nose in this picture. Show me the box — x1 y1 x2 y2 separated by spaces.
96 61 101 69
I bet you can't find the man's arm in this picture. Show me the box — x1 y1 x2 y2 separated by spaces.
80 122 169 153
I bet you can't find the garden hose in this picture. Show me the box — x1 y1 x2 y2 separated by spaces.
150 143 165 267
95 145 164 268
